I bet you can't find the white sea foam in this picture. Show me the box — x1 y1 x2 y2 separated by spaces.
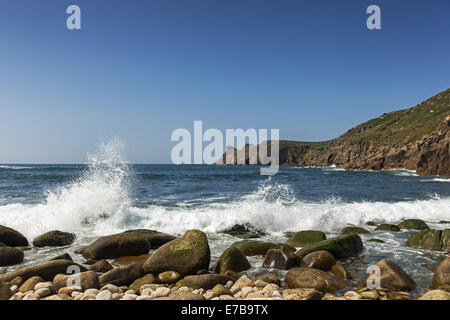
0 140 449 240
0 165 33 170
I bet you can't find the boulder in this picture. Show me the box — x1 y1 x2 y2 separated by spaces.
284 267 351 293
286 230 326 247
405 229 449 252
0 280 11 300
0 246 24 266
19 276 44 293
341 227 369 235
121 229 176 249
82 233 150 262
221 223 264 239
0 259 87 283
432 256 450 288
180 274 233 290
111 254 150 269
216 246 251 274
363 260 416 291
375 224 400 232
301 250 335 271
90 259 113 273
99 264 144 287
418 290 450 300
398 219 429 230
129 274 157 292
296 233 363 259
231 241 281 256
263 245 301 270
0 225 28 247
53 270 99 291
143 230 210 276
32 230 75 247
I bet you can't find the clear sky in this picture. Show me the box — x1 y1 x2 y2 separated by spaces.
0 0 449 163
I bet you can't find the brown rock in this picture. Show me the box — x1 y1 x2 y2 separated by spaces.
263 245 301 270
284 267 351 293
181 274 233 290
301 250 335 271
129 274 157 292
0 280 12 300
433 256 450 289
282 288 323 300
90 259 114 273
53 270 99 291
19 276 44 293
111 254 150 269
0 225 28 247
99 264 144 287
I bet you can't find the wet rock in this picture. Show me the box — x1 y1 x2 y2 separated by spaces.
121 229 176 249
143 230 210 276
216 246 251 274
0 246 24 266
53 270 99 291
0 225 28 247
82 233 150 262
375 224 400 232
330 264 352 280
129 274 157 293
49 253 73 261
301 250 335 271
99 264 144 287
418 289 450 300
405 229 449 252
360 290 379 300
155 291 205 300
90 259 113 273
341 227 370 235
32 230 75 247
397 219 429 230
296 233 363 259
285 267 351 293
211 284 232 296
157 271 181 284
181 274 233 290
361 259 416 291
0 259 87 283
367 239 385 243
231 240 281 256
432 256 450 288
286 230 326 247
263 245 301 270
221 223 265 239
344 291 361 300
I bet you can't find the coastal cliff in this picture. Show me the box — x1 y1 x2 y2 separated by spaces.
218 89 450 177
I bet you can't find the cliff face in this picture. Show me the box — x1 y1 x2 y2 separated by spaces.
218 89 450 177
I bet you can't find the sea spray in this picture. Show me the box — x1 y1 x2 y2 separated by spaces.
0 139 132 238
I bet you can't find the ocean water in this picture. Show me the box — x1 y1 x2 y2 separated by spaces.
0 141 449 290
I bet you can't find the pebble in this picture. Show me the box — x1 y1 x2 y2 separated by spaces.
71 291 83 298
241 286 253 298
35 288 52 298
151 287 171 298
122 294 138 300
59 286 82 296
80 294 96 300
219 294 236 300
10 285 18 295
124 289 135 295
136 295 152 300
203 291 216 300
141 288 153 296
100 284 120 294
34 282 54 291
360 290 379 300
23 293 40 300
112 293 123 300
10 292 24 300
254 279 269 288
84 288 99 296
96 290 112 300
344 291 362 300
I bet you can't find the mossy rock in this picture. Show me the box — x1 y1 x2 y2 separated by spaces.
143 230 210 276
366 221 378 226
0 246 24 266
296 233 364 259
375 224 400 232
330 264 352 280
216 246 251 274
33 230 75 247
129 274 157 292
341 227 370 235
231 241 281 256
405 229 449 252
286 230 326 247
397 219 430 230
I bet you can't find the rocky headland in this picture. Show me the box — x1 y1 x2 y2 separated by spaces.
217 89 450 177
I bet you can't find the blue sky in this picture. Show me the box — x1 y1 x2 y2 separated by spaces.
0 0 449 163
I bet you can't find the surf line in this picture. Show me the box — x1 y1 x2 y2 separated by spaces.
181 304 215 318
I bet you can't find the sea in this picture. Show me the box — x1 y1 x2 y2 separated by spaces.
0 141 449 290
